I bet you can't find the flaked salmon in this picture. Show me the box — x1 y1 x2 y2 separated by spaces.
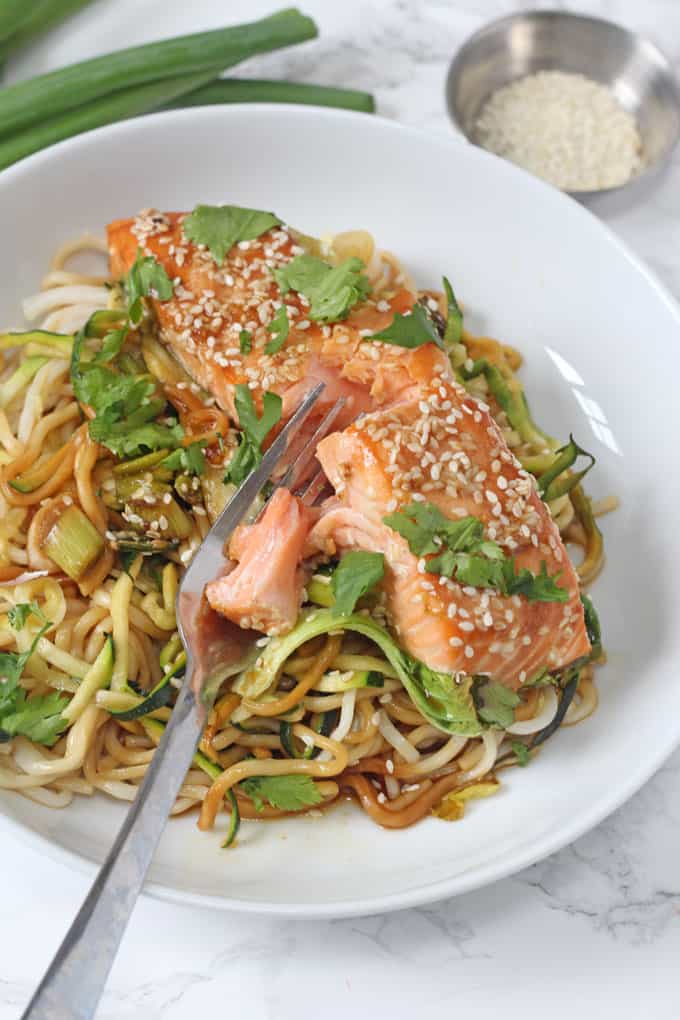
205 487 313 635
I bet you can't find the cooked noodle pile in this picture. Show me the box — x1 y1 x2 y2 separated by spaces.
0 232 606 840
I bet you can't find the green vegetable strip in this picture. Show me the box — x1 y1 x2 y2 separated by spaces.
141 716 240 847
0 0 96 62
0 330 73 353
0 10 317 139
536 435 595 501
169 78 375 113
460 357 555 449
0 2 34 44
0 73 225 172
0 356 48 409
442 276 463 347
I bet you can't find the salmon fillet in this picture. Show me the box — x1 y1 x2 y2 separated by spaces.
107 208 590 689
106 210 450 430
309 373 590 688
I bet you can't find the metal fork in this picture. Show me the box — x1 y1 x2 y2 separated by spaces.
22 383 339 1020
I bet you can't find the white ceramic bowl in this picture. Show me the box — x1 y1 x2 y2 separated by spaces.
1 105 678 918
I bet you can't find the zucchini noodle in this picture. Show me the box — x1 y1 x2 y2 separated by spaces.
0 229 609 848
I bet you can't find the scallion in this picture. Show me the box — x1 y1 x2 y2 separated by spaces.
0 1 96 62
43 505 104 580
170 77 375 113
0 9 317 138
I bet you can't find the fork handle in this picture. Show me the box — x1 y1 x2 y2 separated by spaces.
21 664 204 1020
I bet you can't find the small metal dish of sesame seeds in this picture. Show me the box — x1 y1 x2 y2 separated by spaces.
446 10 680 204
1 105 680 920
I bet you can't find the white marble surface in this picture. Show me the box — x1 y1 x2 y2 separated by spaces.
2 1 680 1017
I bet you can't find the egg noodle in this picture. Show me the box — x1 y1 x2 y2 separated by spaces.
0 229 608 844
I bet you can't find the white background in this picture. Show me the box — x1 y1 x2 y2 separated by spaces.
2 2 680 1017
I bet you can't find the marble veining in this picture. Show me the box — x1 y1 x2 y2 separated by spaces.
2 1 680 1017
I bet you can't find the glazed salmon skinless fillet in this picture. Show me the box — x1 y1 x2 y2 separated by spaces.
107 209 591 692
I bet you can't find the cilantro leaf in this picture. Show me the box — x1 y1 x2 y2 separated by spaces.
504 560 567 603
273 254 371 322
235 386 282 447
265 305 290 355
511 739 531 766
384 501 567 603
89 415 183 459
8 602 45 631
442 276 463 346
0 621 68 747
473 677 520 729
160 440 208 476
72 324 184 459
223 438 260 487
182 204 281 265
330 551 385 617
368 303 443 350
0 623 50 696
0 689 70 747
239 329 252 354
385 503 484 556
94 323 129 364
240 774 322 812
224 386 282 486
126 249 174 325
93 251 173 363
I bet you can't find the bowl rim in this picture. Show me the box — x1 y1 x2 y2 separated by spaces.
1 102 680 917
445 8 680 199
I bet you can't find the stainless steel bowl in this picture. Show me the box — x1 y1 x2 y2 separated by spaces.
446 10 680 203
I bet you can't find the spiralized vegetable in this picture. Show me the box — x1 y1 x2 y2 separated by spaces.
0 230 608 843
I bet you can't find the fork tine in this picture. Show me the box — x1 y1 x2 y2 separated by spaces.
274 396 346 495
299 468 328 506
206 382 325 545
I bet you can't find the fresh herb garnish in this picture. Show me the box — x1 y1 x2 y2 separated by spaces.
160 440 208 476
442 276 463 346
264 305 290 355
88 411 184 460
240 774 322 812
368 303 443 350
71 320 184 459
126 249 174 325
0 621 69 747
511 739 532 766
94 249 174 364
8 602 46 630
183 204 281 265
239 329 253 354
223 385 282 486
0 689 70 746
330 551 385 617
472 677 520 729
384 501 568 602
273 254 371 322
